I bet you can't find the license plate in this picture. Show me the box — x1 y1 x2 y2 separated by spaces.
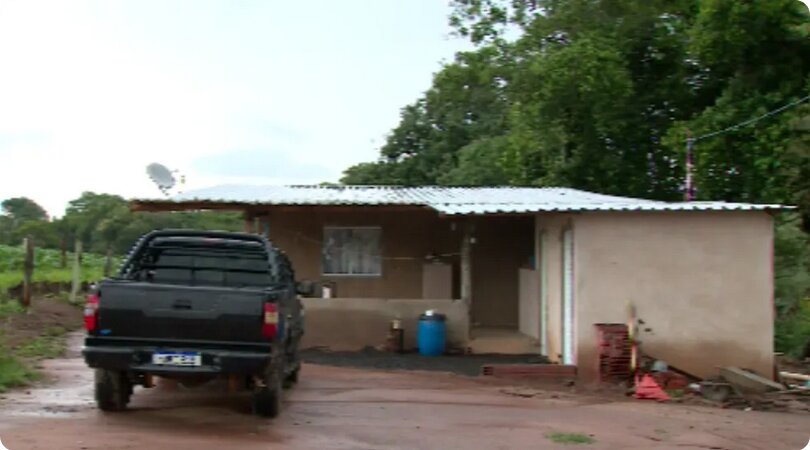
152 351 202 367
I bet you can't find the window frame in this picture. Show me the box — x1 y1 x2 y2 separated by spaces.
321 226 383 277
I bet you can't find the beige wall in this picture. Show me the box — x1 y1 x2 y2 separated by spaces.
570 211 774 381
262 208 459 299
300 297 469 350
518 268 540 340
263 208 531 330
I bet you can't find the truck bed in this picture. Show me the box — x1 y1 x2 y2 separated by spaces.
97 280 273 343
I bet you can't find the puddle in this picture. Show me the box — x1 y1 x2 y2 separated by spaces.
1 332 95 418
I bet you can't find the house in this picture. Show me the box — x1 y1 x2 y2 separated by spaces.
131 185 787 382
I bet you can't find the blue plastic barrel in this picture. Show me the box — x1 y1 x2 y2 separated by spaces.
417 313 446 356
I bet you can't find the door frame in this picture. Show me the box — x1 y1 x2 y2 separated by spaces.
536 225 548 355
561 226 575 365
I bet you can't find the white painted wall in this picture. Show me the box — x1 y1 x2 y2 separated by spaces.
518 268 540 340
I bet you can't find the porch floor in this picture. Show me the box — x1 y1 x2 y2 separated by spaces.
468 327 541 355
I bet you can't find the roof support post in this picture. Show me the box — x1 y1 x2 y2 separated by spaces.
460 219 474 343
243 211 255 234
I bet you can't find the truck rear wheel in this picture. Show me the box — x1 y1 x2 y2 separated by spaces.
95 369 131 412
252 371 281 418
283 365 299 389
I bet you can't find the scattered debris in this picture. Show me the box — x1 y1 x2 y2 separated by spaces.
634 374 670 401
780 371 810 383
718 367 784 394
698 380 734 403
481 364 576 381
651 370 689 391
651 360 668 372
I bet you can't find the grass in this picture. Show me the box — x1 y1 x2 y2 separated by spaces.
0 244 117 291
0 267 107 291
0 300 25 318
546 433 595 445
0 300 72 391
0 354 38 393
15 335 66 359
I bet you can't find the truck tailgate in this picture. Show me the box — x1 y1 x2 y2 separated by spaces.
98 281 268 342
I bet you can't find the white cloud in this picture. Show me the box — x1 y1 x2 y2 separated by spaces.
0 0 470 216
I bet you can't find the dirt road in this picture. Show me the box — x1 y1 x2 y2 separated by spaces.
0 333 807 450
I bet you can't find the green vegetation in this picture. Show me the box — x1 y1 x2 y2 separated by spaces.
0 354 37 393
0 298 71 391
0 299 25 318
0 244 111 291
1 194 243 256
15 335 65 360
546 433 595 445
342 0 810 358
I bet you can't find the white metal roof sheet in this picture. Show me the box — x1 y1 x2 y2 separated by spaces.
135 185 789 215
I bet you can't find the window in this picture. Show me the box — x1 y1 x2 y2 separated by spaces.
322 227 381 276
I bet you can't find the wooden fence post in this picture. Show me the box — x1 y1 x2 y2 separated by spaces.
104 247 113 277
70 240 83 304
21 237 34 308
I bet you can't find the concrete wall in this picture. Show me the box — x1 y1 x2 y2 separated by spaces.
262 208 459 299
518 268 540 340
300 297 469 350
263 209 532 331
571 211 774 381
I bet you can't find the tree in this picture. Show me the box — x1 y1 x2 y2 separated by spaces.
1 197 48 223
342 45 511 186
0 197 50 246
62 192 128 253
347 0 809 208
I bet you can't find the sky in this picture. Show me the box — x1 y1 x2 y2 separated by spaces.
0 0 471 217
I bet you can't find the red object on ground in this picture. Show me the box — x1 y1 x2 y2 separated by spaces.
634 374 671 401
652 371 689 390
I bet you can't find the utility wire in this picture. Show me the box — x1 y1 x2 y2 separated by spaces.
694 93 810 142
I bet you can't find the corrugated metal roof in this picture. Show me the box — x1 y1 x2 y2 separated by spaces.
134 185 790 215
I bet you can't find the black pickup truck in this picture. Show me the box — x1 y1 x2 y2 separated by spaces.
81 230 308 417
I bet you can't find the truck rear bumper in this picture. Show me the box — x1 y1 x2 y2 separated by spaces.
82 340 272 376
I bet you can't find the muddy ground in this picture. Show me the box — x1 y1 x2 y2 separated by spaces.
301 347 547 377
0 333 808 450
1 297 82 350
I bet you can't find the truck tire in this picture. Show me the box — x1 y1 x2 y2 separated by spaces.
253 370 281 418
95 369 130 412
283 365 299 389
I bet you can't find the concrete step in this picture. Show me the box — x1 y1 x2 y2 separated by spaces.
467 329 541 355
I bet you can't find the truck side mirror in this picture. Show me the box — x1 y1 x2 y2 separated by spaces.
296 281 315 297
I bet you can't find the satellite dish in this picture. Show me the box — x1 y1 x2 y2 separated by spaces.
146 163 179 196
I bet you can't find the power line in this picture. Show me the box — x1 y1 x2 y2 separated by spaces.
684 92 809 201
694 93 810 142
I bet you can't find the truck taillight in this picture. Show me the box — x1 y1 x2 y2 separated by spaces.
262 303 278 339
84 293 100 333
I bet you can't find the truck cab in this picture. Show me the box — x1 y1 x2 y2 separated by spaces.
82 229 307 417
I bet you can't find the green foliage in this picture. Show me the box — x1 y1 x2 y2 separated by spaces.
0 354 37 393
774 215 810 356
0 300 25 318
775 298 810 358
2 197 49 222
15 335 65 359
0 192 244 257
343 0 810 353
774 217 810 317
0 245 112 290
546 432 595 445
